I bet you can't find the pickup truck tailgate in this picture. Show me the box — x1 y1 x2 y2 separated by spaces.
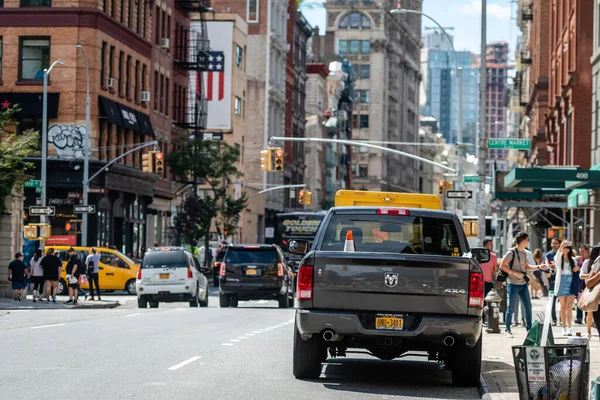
312 252 472 315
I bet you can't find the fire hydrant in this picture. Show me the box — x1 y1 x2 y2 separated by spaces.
484 288 502 333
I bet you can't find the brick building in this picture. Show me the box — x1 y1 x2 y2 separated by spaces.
0 1 159 256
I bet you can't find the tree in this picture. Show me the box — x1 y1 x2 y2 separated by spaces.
171 196 216 253
0 106 39 214
167 136 248 242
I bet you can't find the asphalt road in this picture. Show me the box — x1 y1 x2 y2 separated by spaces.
0 290 480 400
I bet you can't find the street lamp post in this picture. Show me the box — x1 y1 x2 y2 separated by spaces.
390 8 464 188
41 59 64 232
76 44 91 247
477 0 488 243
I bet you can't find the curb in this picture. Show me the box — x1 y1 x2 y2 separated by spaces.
0 301 120 310
72 302 120 309
479 374 492 400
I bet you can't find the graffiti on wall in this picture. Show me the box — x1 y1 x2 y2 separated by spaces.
47 124 85 158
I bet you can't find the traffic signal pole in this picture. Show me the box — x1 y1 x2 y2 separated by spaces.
268 137 456 172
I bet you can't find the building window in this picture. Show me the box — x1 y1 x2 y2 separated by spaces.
0 38 3 81
126 55 132 99
118 51 124 96
359 64 370 79
361 40 370 54
154 5 160 46
103 0 108 12
136 0 142 34
134 60 140 103
359 115 369 128
165 77 170 114
339 40 348 54
20 0 51 6
153 70 159 111
234 96 242 115
159 73 164 113
349 40 359 54
100 41 107 89
142 0 147 39
120 0 125 23
339 12 371 29
236 45 243 68
128 0 133 27
356 90 369 103
248 0 258 22
19 37 50 81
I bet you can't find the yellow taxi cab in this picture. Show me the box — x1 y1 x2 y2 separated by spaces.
335 190 442 209
44 246 140 296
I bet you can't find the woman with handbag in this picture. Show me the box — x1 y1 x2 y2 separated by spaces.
579 245 600 337
579 245 600 339
554 240 579 336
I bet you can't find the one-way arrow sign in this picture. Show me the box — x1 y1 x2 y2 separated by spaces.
74 205 96 214
29 206 55 216
446 190 473 199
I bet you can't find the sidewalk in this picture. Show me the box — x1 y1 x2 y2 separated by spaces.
481 297 600 399
0 294 120 310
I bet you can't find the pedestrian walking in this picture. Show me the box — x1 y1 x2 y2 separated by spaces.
579 245 600 337
575 245 590 324
8 253 29 301
41 248 62 303
532 249 549 296
29 249 44 303
544 238 561 325
86 247 101 301
499 232 548 338
65 248 84 305
555 240 579 336
479 239 498 297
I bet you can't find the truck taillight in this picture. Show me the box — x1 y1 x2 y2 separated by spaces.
297 265 314 300
213 261 219 267
220 263 227 277
468 272 484 307
137 269 142 280
277 263 284 276
187 267 193 279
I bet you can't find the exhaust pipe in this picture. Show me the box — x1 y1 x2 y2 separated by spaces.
322 330 342 342
443 336 455 347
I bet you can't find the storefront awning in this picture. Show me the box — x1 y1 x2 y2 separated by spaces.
504 167 600 190
99 96 154 137
0 92 60 118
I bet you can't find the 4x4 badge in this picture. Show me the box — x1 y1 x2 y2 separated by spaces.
384 272 398 288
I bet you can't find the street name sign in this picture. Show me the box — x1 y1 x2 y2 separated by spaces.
74 205 96 214
29 206 55 216
202 132 224 141
447 190 473 200
24 180 41 188
88 188 108 194
463 175 479 183
488 138 531 150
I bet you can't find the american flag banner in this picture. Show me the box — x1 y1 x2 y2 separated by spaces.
203 51 225 101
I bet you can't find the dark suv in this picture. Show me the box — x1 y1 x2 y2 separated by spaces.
219 244 294 308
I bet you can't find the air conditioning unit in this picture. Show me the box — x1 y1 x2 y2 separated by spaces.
160 38 170 49
140 91 151 102
108 77 115 89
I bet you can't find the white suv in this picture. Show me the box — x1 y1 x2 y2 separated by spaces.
136 247 210 308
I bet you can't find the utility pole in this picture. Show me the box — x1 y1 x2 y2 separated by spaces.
77 44 91 247
477 0 488 243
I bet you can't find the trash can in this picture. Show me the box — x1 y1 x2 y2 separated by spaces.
512 344 590 400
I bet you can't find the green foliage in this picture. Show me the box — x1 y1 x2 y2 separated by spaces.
167 136 248 241
320 199 334 211
0 106 39 214
171 195 217 252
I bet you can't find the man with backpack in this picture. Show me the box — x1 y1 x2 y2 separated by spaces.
65 248 85 305
499 232 548 338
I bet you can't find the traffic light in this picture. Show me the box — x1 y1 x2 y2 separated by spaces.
438 180 445 194
298 190 305 204
142 151 155 173
261 149 272 171
66 220 81 234
273 147 284 172
24 225 37 240
306 191 312 205
39 224 51 239
154 152 164 174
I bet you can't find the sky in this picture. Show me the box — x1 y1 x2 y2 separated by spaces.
302 0 519 57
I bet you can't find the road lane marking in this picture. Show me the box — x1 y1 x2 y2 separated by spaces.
125 313 140 317
246 333 255 336
168 356 201 371
237 336 247 339
230 339 241 342
252 331 262 334
30 323 65 330
222 343 234 346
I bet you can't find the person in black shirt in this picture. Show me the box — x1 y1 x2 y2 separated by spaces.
65 248 84 305
8 253 29 301
41 248 62 304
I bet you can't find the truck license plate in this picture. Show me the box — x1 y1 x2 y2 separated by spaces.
375 314 404 330
246 269 258 276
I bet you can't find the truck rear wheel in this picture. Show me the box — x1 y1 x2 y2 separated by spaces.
293 321 322 379
451 335 482 387
219 293 230 308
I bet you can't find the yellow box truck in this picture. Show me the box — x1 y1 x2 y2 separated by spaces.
334 190 442 210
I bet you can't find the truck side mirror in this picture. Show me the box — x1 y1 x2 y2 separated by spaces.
288 240 309 255
471 248 491 264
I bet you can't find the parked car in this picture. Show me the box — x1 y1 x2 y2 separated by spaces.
49 246 140 296
136 247 210 308
219 244 294 308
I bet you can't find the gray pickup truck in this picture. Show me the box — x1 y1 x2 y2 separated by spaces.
288 206 490 387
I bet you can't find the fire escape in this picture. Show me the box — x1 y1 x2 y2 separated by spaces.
173 0 211 131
